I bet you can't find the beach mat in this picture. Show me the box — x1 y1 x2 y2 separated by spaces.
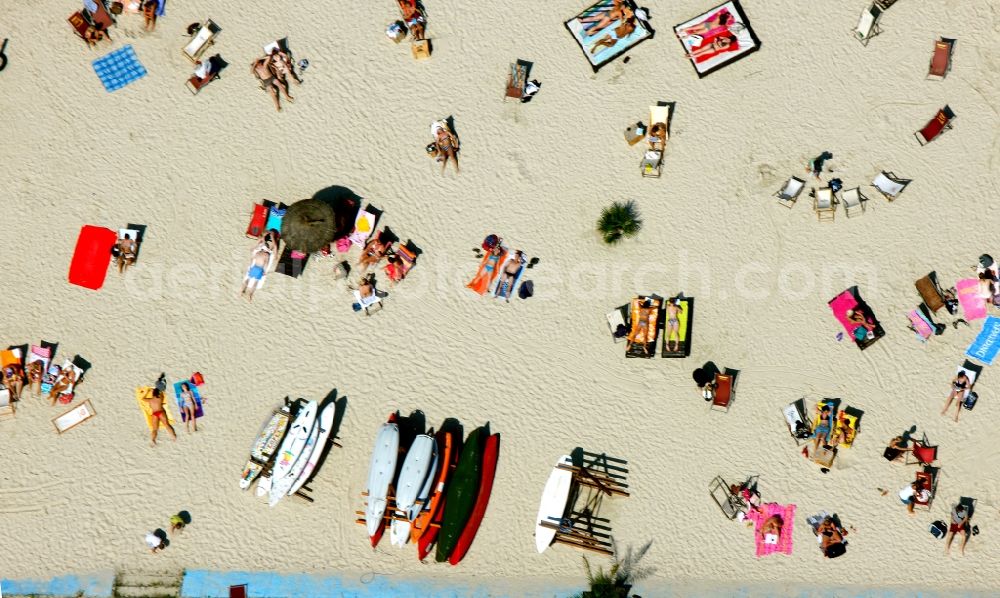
135 386 175 431
908 309 934 341
746 502 795 557
173 380 204 421
565 0 654 72
93 45 147 92
956 278 987 321
966 316 1000 365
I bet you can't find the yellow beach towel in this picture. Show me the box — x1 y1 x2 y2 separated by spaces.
135 386 175 431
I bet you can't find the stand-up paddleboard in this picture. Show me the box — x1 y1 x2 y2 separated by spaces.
240 402 294 490
365 414 400 545
269 406 322 507
288 399 336 497
534 455 574 553
435 426 486 562
412 429 453 545
390 433 435 546
409 436 439 522
448 433 500 565
263 400 317 499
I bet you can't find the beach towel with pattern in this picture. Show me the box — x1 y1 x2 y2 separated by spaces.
93 45 147 92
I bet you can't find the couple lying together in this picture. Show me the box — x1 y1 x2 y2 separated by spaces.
251 46 302 112
676 7 744 62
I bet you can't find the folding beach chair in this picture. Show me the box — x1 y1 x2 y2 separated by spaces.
186 55 226 95
52 399 96 434
606 304 629 343
353 289 383 315
783 398 812 445
915 105 956 146
0 387 13 421
710 369 739 413
913 467 938 510
874 0 898 8
69 11 112 47
384 244 418 284
183 20 221 62
872 171 910 201
905 433 938 466
813 187 836 221
85 0 116 29
774 176 805 208
841 187 867 217
504 60 529 101
927 38 956 80
709 476 748 520
640 105 670 178
853 3 883 46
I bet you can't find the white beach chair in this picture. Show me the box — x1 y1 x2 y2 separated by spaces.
0 387 13 421
52 399 96 434
183 20 221 62
606 305 628 343
775 176 805 208
853 4 883 46
354 290 383 315
872 171 910 201
813 187 836 221
841 187 867 217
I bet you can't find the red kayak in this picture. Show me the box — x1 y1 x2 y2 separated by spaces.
447 433 500 565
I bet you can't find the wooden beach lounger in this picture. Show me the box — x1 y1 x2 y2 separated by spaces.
872 171 910 200
640 105 670 178
915 105 955 145
183 20 221 62
504 61 529 101
53 399 96 434
927 38 956 80
813 187 836 221
852 3 883 46
841 188 867 217
775 176 805 208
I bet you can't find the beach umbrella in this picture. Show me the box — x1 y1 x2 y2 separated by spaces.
281 198 336 253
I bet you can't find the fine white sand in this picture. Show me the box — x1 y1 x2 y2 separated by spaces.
1 0 999 594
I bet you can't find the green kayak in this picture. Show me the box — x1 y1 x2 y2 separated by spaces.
435 426 485 562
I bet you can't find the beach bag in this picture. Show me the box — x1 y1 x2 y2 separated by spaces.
824 542 846 558
518 279 533 300
963 391 978 411
930 520 947 539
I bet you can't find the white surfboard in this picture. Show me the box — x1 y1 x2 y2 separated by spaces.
270 415 321 507
408 438 439 522
264 400 317 499
535 455 574 553
389 434 435 546
288 400 336 497
365 421 400 539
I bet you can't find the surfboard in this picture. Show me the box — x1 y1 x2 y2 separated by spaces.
412 429 453 545
288 399 336 497
269 407 322 507
534 455 574 553
239 403 292 490
390 433 435 546
365 416 400 543
264 400 317 499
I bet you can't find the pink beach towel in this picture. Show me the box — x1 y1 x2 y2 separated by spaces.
829 290 859 333
956 279 988 321
746 503 795 557
908 310 934 341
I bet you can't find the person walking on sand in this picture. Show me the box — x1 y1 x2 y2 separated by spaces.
145 530 167 553
806 151 833 178
170 511 190 533
142 0 159 31
142 388 177 446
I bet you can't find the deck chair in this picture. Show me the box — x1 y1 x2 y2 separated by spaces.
927 38 955 80
186 55 225 95
710 369 738 413
0 387 13 421
640 105 670 178
69 11 111 46
85 0 116 29
853 3 883 46
183 20 221 62
349 210 377 246
384 244 417 284
955 360 982 409
783 398 812 445
606 304 629 343
841 188 867 217
353 289 383 315
246 203 269 238
913 467 938 510
915 105 956 145
905 433 938 465
709 476 747 520
775 176 805 208
52 399 96 434
504 60 529 101
813 187 836 221
872 171 910 200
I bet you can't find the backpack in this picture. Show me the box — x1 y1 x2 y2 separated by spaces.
963 391 978 411
824 542 847 558
518 279 533 300
930 520 947 539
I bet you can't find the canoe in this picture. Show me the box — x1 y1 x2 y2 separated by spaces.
390 433 436 547
534 455 574 553
288 399 336 496
239 403 292 490
435 426 485 562
412 429 453 546
257 400 315 496
365 414 400 546
447 433 500 565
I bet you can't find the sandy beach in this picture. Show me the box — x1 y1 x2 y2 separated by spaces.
2 0 1000 595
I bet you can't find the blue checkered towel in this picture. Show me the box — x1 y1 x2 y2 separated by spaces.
92 45 147 92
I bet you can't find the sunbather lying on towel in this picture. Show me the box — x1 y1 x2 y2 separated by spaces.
497 250 525 301
251 56 292 112
48 367 77 405
179 382 199 433
626 298 657 356
116 233 138 274
142 388 177 446
580 0 633 36
590 16 638 54
812 405 832 453
431 121 460 173
846 308 876 340
665 297 682 352
358 234 391 273
686 34 738 62
26 360 43 397
941 370 971 422
398 0 426 40
816 517 847 557
2 365 23 401
676 8 733 40
269 47 301 86
760 514 784 544
241 236 276 301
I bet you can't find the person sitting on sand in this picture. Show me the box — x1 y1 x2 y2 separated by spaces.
941 370 971 422
269 47 301 86
846 307 875 340
142 388 177 446
812 405 832 453
48 367 77 405
142 0 158 31
178 382 198 433
145 530 167 553
883 435 912 461
358 234 391 273
431 122 460 174
116 233 138 274
665 297 682 353
3 365 23 401
240 236 275 301
497 250 525 300
816 517 847 557
251 55 290 112
398 0 427 40
170 512 189 533
946 504 971 555
760 514 784 543
83 23 108 47
26 360 43 397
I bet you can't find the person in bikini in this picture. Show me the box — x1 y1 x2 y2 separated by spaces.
941 370 971 422
432 123 460 173
685 34 736 60
760 514 784 543
397 0 426 40
26 360 43 397
251 55 288 112
590 15 637 54
142 388 177 446
811 405 833 453
3 365 24 401
269 47 301 86
358 233 391 273
48 367 77 405
117 233 138 274
579 0 631 36
178 382 198 433
816 517 847 556
665 298 682 352
142 0 158 31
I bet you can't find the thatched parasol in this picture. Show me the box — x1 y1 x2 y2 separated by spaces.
281 198 337 253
